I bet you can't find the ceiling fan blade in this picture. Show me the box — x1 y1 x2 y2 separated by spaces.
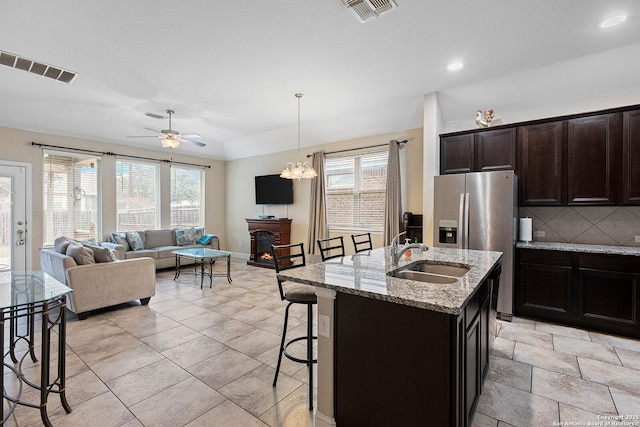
183 138 206 147
180 133 202 139
143 127 164 134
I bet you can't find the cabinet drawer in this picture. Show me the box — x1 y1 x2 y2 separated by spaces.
519 249 571 266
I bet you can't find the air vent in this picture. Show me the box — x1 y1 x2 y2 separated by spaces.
0 50 77 84
342 0 397 22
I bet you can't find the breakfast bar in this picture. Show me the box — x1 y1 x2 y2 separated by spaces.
277 246 502 427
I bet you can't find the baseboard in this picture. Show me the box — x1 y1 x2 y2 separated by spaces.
315 411 337 427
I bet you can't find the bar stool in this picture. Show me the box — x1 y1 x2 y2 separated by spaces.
351 232 373 253
270 243 317 410
316 236 345 261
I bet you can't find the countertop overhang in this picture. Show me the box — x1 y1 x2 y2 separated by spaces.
517 241 640 256
276 246 502 315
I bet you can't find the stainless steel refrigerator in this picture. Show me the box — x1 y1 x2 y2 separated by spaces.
433 170 518 320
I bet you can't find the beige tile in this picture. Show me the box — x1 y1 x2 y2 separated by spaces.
162 335 227 368
535 321 591 340
180 310 232 331
558 403 603 425
200 319 256 343
71 331 142 364
117 313 182 339
532 367 616 415
616 347 640 370
140 325 203 352
513 342 580 377
610 388 640 426
48 391 135 427
65 319 125 347
230 307 280 325
219 364 302 417
187 348 262 390
471 412 499 427
213 300 254 315
590 331 640 353
161 303 212 321
192 294 233 309
499 323 553 349
259 384 315 426
88 343 163 382
491 336 515 359
226 329 281 358
130 377 225 426
579 357 640 395
486 356 532 392
476 380 559 426
186 399 268 427
553 334 621 365
148 297 194 313
106 359 191 406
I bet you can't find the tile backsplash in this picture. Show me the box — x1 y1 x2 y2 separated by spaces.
520 206 640 247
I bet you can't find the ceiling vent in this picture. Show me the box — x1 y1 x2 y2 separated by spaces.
342 0 397 22
0 50 77 84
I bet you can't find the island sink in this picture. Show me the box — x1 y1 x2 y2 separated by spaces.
389 261 470 284
392 270 458 284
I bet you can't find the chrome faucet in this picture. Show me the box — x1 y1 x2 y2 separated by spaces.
391 231 406 256
391 231 428 265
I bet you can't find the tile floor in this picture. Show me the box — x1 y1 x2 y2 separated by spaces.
4 260 640 426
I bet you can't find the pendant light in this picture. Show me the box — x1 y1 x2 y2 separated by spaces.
280 93 318 180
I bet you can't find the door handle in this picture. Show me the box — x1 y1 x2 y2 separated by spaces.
16 229 25 246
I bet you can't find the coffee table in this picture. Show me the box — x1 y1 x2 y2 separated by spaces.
173 248 233 288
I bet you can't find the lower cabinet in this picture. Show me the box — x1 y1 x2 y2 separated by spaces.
516 248 640 338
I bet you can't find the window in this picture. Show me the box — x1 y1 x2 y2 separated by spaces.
115 159 159 231
325 150 388 231
43 151 101 245
170 166 203 228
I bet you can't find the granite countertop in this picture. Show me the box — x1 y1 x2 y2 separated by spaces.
276 246 502 315
517 241 640 257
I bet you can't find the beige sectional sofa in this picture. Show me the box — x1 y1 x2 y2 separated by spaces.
40 246 155 320
105 228 219 269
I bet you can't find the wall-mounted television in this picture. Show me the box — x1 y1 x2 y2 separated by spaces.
255 174 294 205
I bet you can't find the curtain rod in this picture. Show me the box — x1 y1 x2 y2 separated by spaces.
31 142 212 169
306 139 407 158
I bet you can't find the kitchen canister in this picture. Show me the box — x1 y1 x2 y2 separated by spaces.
520 217 533 242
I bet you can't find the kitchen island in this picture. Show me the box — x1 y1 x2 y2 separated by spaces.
277 246 502 427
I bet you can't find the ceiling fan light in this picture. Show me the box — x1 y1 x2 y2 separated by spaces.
161 138 180 148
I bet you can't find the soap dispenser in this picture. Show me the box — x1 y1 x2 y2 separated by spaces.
403 239 412 258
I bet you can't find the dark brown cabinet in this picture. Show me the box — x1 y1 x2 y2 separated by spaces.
622 109 640 205
518 122 564 205
516 248 640 339
567 113 620 205
441 128 516 175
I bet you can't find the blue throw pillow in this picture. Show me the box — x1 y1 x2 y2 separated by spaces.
111 232 130 251
125 232 144 251
176 228 197 246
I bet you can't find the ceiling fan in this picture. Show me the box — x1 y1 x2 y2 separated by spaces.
127 110 206 148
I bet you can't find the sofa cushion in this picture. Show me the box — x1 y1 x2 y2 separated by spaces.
176 228 197 246
84 245 115 263
124 249 158 260
145 229 175 249
126 232 144 251
111 232 131 251
154 246 182 259
54 236 75 254
66 243 95 265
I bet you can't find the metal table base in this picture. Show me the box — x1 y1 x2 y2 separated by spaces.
174 253 232 289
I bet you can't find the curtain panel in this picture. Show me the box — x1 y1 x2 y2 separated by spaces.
383 141 402 246
306 151 327 255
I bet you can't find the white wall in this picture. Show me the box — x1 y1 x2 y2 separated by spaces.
0 126 226 268
225 128 424 257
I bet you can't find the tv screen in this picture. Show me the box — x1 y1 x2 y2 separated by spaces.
255 174 294 205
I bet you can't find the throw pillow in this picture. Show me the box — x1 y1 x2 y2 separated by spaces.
54 236 74 254
176 227 197 246
66 243 95 265
111 232 131 251
85 245 114 263
194 227 205 243
126 231 144 251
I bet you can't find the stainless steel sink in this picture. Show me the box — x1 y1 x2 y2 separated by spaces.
405 262 469 277
393 270 457 284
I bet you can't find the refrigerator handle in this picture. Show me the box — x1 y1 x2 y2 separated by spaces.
463 193 470 249
458 193 465 248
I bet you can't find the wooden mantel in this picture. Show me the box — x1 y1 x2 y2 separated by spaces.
246 218 292 268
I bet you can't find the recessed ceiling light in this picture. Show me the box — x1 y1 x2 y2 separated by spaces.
447 61 464 71
600 14 627 28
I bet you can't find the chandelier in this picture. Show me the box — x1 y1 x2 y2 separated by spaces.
280 93 318 180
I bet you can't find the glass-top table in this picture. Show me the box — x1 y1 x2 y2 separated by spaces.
0 271 73 426
173 248 233 289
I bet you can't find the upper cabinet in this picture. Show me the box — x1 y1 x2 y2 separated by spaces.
440 105 640 206
518 122 564 206
567 113 620 205
622 109 640 205
441 128 516 175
